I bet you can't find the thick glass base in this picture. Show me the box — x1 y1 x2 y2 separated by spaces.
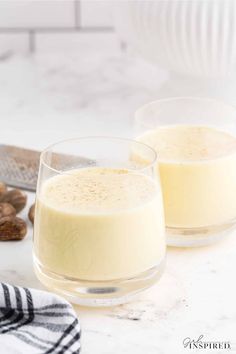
167 219 236 247
33 256 165 307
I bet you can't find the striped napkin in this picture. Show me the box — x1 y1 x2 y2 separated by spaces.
0 283 81 354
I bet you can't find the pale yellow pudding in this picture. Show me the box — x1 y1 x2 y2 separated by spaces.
138 125 236 229
34 167 165 281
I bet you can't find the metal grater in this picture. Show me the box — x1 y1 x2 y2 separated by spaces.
0 145 95 192
0 145 40 191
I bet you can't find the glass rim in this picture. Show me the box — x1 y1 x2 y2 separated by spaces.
135 96 236 129
40 136 158 174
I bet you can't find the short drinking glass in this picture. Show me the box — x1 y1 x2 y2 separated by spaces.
33 137 166 306
135 97 236 247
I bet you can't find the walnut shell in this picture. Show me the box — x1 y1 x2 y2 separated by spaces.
28 204 35 225
0 217 27 241
0 203 16 219
1 189 27 213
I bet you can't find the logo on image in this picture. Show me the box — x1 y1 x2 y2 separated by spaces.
183 335 231 350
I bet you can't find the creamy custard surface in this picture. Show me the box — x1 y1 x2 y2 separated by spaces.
138 125 236 228
34 168 165 281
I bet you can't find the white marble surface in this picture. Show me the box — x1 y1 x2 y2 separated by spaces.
0 33 235 353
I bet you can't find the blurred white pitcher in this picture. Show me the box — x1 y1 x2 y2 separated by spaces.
114 0 236 79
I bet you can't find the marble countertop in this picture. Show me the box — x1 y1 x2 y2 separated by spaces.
0 33 235 353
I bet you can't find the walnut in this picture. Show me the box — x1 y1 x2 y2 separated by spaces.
28 204 35 225
0 203 16 219
0 217 27 241
1 189 27 213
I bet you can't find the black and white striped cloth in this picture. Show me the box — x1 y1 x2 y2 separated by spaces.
0 283 81 354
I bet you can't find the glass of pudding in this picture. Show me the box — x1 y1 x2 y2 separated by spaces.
135 97 236 247
33 137 166 306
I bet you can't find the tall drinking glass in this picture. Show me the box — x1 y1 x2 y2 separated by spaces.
135 97 236 247
33 137 166 306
